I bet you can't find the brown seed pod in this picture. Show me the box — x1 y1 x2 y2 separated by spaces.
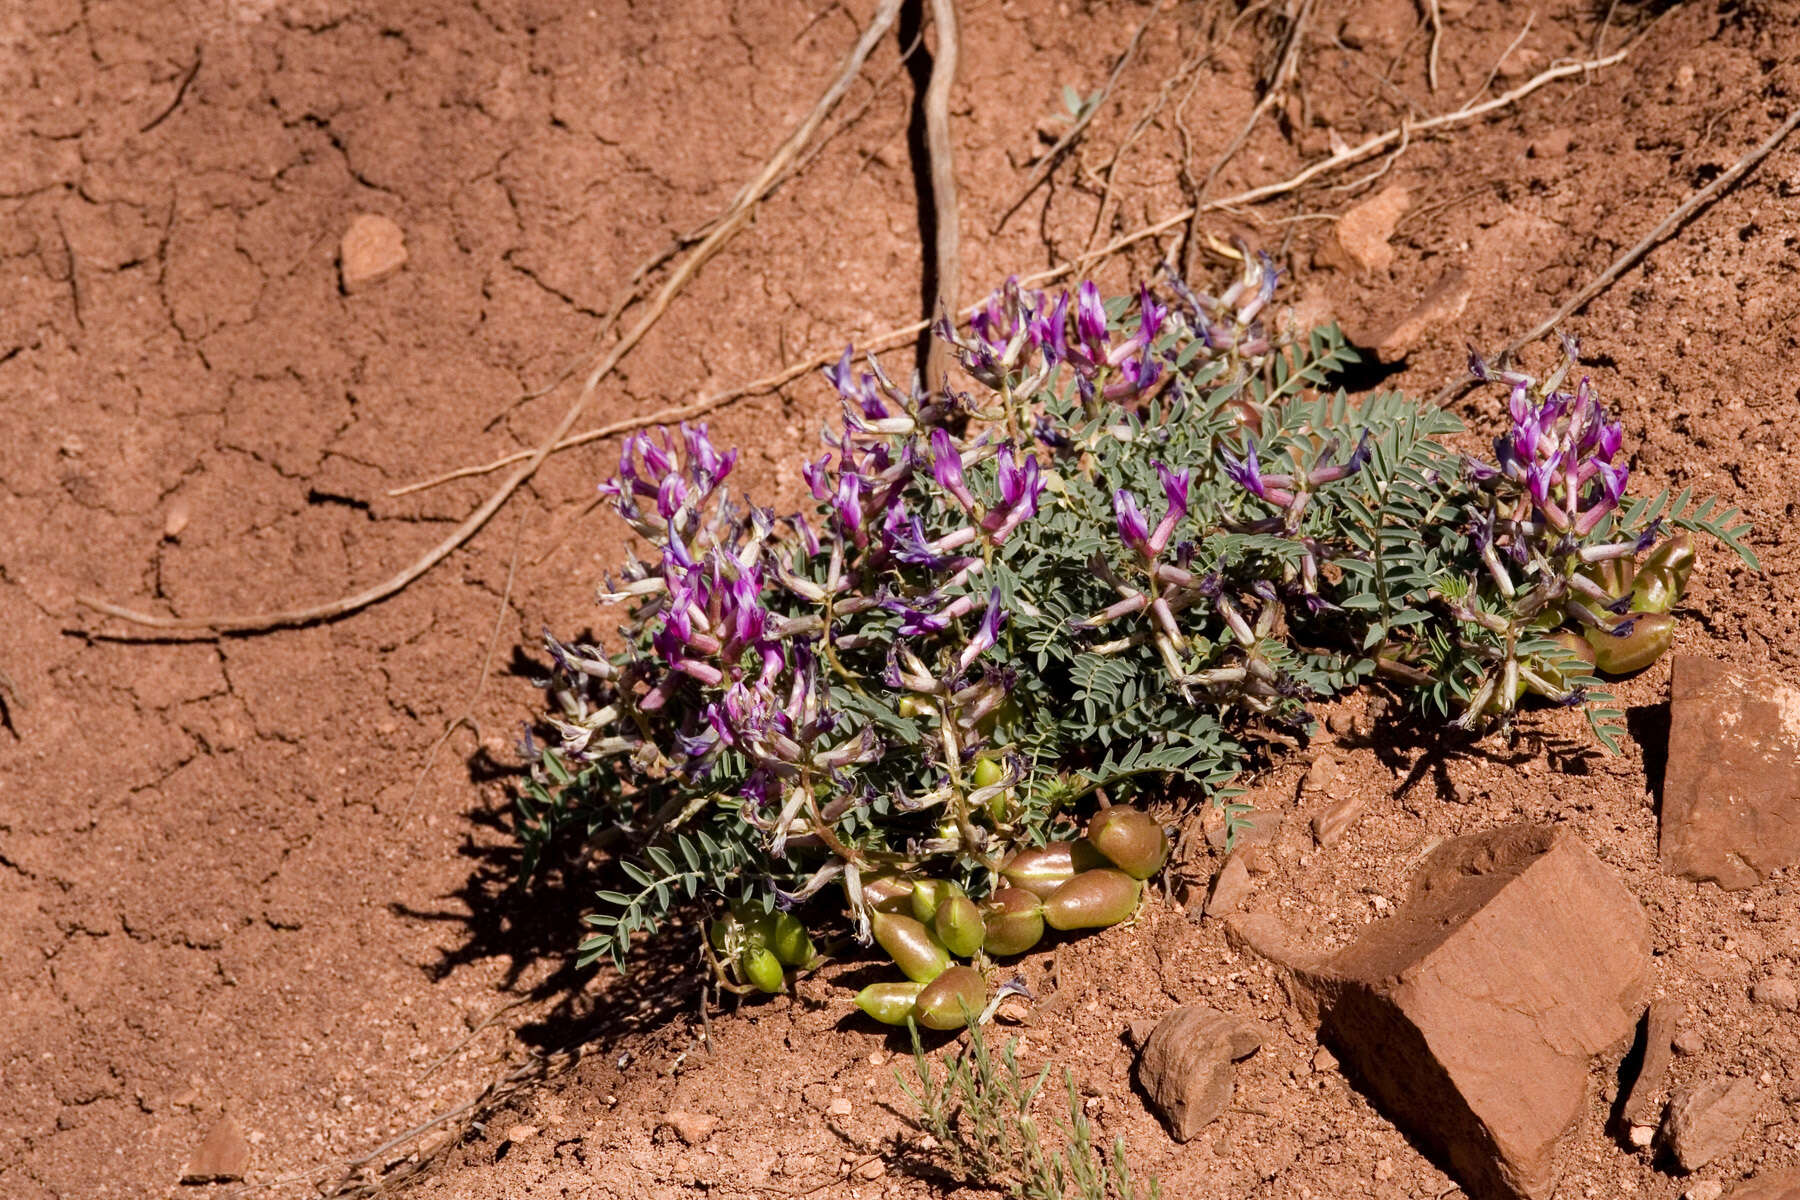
1001 841 1104 898
1084 806 1170 880
934 894 985 958
1632 530 1695 614
981 887 1046 956
1527 631 1596 697
914 966 987 1031
862 875 916 913
871 910 951 983
1043 868 1142 931
1586 613 1675 676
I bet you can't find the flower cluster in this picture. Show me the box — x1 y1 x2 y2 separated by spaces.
529 264 1750 975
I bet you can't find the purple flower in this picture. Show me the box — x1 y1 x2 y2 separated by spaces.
1138 285 1167 344
1113 488 1150 551
1075 281 1108 349
928 427 978 510
1029 290 1069 365
1148 461 1190 555
982 448 1045 542
958 588 1006 673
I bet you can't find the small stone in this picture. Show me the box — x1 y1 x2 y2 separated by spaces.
1628 1123 1655 1149
826 1098 852 1118
339 213 407 293
1319 184 1410 274
1133 1005 1265 1142
1663 1076 1761 1172
855 1158 886 1181
1686 1182 1725 1200
1751 975 1799 1012
415 1130 450 1158
163 497 191 540
1378 268 1473 358
503 1123 538 1144
1300 752 1342 796
1206 855 1253 918
1673 1026 1706 1056
181 1116 251 1184
1527 129 1574 159
661 1112 718 1146
1723 1168 1800 1199
1373 1156 1394 1181
1311 1046 1338 1073
1662 657 1800 889
1311 792 1366 847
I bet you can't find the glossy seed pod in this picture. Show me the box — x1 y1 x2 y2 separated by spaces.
1084 806 1170 880
740 946 786 994
910 878 950 925
769 912 816 968
861 875 915 914
934 894 985 958
1586 612 1675 675
1000 841 1102 898
1526 631 1596 696
1043 868 1142 931
914 966 987 1031
855 980 927 1025
981 887 1046 956
970 757 1004 789
870 910 951 983
1632 531 1695 614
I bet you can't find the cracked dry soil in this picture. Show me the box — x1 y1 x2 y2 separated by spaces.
3 1 1800 1198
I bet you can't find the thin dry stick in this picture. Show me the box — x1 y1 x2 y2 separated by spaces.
397 38 1657 496
1461 11 1534 111
396 504 526 827
1198 0 1313 199
1423 0 1442 91
990 0 1165 235
921 0 962 395
1433 102 1800 406
78 0 903 635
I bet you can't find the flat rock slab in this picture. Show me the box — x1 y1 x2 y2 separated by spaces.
1664 1075 1762 1172
1663 656 1800 889
1728 1170 1800 1199
340 213 408 293
181 1115 250 1184
1227 824 1649 1200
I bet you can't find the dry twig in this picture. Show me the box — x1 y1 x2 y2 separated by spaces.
1434 102 1800 406
990 0 1165 235
1423 0 1443 91
77 0 904 635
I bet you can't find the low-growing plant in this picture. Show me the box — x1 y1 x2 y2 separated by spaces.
899 1017 1161 1200
518 249 1751 1000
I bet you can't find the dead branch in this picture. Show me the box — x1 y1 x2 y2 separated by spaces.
77 0 904 635
922 0 962 394
1435 102 1800 406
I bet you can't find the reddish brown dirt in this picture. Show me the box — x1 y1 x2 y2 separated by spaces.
3 1 1799 1199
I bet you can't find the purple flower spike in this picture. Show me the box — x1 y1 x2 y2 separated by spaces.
1113 488 1150 551
1030 290 1069 365
958 588 1007 673
1138 285 1167 344
1148 461 1190 555
1075 281 1108 348
1224 440 1265 499
982 448 1046 542
928 427 978 510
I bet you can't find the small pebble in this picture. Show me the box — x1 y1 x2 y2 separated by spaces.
1684 1182 1724 1200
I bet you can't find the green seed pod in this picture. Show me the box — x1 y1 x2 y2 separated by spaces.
855 980 927 1025
1084 806 1170 880
910 878 949 925
1632 531 1695 614
934 894 985 958
981 887 1046 956
740 946 786 994
1526 631 1596 696
1586 612 1675 675
1001 842 1087 898
1043 868 1142 931
971 757 1004 789
914 966 987 1031
707 914 738 956
871 910 951 983
769 912 816 968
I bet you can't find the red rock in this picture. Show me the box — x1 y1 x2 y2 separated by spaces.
1318 184 1410 275
1378 268 1473 358
660 1110 718 1146
181 1115 251 1184
1226 824 1649 1200
1204 854 1252 917
339 213 407 293
1311 791 1365 846
1133 1005 1265 1142
1663 1075 1761 1171
1726 1169 1800 1199
1662 656 1800 890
